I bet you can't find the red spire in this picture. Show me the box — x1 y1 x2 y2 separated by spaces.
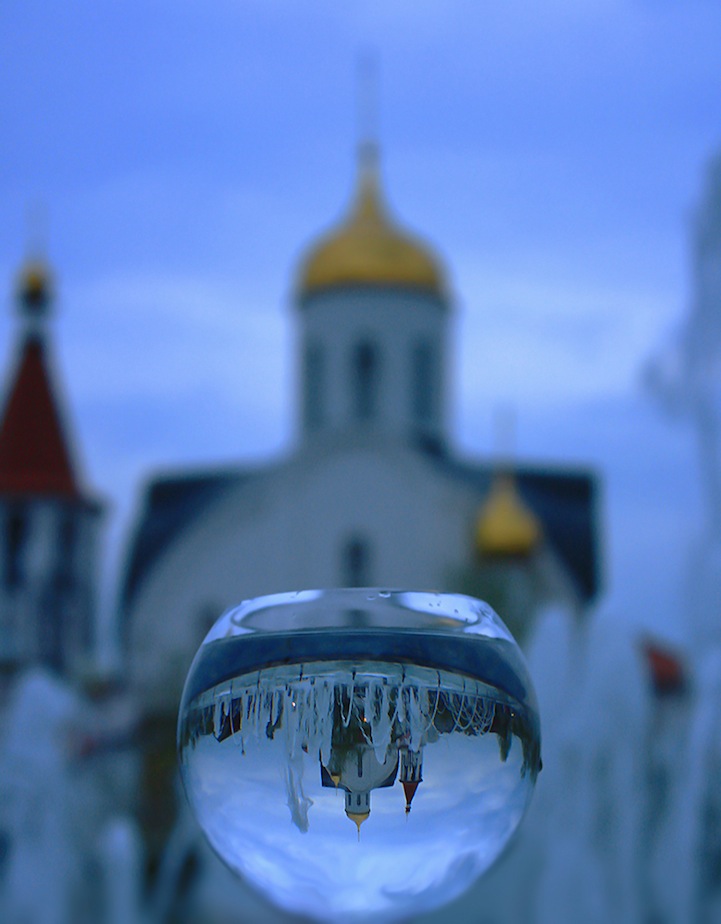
402 780 420 814
0 337 81 499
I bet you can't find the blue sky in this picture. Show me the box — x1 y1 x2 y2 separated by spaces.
2 1 721 638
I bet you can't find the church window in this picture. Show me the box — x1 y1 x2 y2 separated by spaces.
342 536 371 587
304 342 325 431
4 507 26 590
352 341 379 421
55 515 77 588
412 341 434 425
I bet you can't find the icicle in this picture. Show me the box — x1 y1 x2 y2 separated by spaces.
339 681 354 728
407 686 426 751
213 696 223 740
317 681 334 767
367 680 393 762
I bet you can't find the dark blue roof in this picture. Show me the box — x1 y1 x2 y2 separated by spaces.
433 453 600 601
120 451 600 617
120 468 251 614
516 467 600 600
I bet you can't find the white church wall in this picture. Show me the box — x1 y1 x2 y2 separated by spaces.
128 446 481 714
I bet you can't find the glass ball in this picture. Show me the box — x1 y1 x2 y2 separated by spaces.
178 589 541 922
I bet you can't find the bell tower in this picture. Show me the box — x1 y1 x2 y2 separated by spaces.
295 143 451 453
0 255 103 679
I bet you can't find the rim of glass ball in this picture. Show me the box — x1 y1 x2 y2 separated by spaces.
203 587 518 643
181 589 539 720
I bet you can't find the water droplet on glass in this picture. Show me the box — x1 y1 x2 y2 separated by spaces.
178 589 540 922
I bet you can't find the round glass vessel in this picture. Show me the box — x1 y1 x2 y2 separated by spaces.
178 589 541 922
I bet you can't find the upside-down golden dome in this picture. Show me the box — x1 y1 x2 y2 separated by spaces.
346 809 370 837
16 257 52 312
298 144 446 299
475 473 541 559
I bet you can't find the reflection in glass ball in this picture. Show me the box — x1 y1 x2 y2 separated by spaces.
178 590 541 922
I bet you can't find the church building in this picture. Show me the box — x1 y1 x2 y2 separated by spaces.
121 143 600 722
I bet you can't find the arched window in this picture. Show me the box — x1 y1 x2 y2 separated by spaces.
54 514 77 588
352 341 379 421
303 342 325 431
4 507 26 590
412 341 434 426
342 536 371 587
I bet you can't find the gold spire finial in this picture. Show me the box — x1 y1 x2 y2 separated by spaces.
297 56 446 298
16 260 52 315
26 201 48 258
357 50 379 161
475 408 542 559
475 475 541 559
492 403 516 471
346 810 370 841
16 204 52 317
355 52 383 222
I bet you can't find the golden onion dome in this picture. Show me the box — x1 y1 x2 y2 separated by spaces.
346 809 370 837
16 257 52 313
298 144 446 299
475 473 541 559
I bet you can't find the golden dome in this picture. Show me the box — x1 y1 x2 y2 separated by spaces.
346 809 370 837
475 473 541 559
298 145 445 299
16 258 52 312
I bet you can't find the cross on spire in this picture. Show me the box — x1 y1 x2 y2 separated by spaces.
357 51 380 168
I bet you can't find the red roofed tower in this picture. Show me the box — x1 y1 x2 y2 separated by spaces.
0 256 103 679
399 747 423 814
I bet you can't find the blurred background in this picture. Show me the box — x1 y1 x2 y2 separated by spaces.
1 1 721 921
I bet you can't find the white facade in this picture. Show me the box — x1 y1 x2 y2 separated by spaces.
128 444 495 712
298 287 449 448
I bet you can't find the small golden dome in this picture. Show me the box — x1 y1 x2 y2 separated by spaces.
346 809 370 837
298 145 445 299
16 258 52 312
475 474 541 559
